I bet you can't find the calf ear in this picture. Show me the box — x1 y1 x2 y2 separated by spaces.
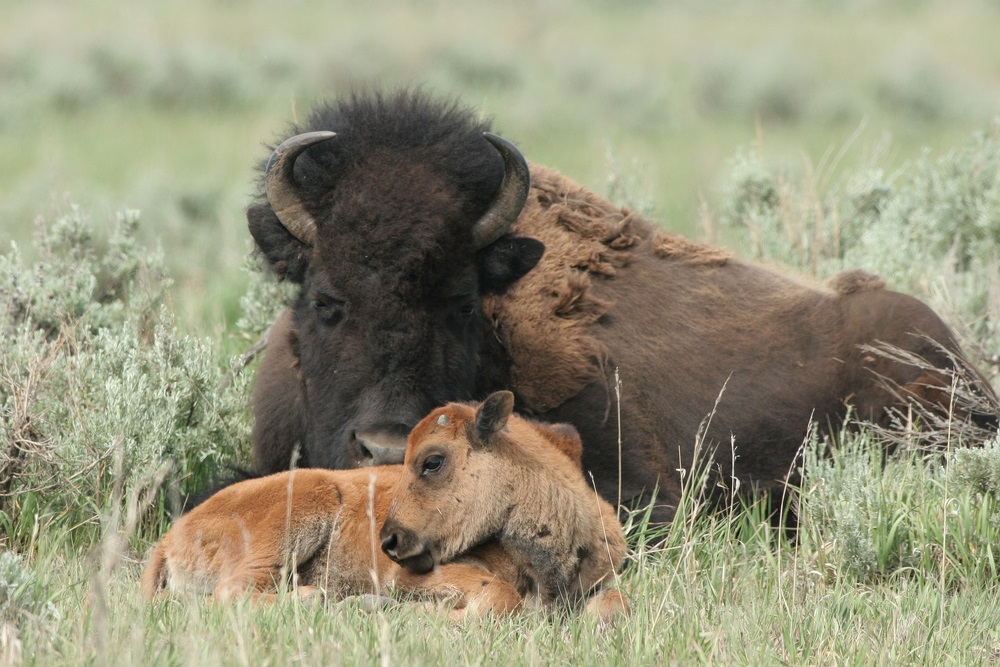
247 204 312 284
535 422 584 465
474 391 516 443
477 237 544 294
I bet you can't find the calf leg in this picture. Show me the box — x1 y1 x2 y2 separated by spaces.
393 563 523 620
212 519 337 601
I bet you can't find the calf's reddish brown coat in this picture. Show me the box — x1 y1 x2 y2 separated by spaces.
141 466 522 617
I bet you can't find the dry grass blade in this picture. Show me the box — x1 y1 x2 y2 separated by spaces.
856 337 1000 452
220 322 273 390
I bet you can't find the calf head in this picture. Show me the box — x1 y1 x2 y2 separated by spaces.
380 391 526 573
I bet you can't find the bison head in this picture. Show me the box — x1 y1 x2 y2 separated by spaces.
247 93 543 470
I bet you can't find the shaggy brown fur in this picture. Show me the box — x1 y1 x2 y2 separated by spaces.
143 396 628 621
483 166 733 412
380 391 629 622
479 165 998 519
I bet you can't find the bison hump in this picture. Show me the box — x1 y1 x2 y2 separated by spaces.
482 167 643 413
484 166 734 413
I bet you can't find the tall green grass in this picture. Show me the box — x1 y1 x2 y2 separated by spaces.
4 430 1000 665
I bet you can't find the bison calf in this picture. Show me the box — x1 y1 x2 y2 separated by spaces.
141 466 526 618
142 394 628 621
381 391 629 621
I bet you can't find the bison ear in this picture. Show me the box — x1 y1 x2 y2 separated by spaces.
474 390 515 443
247 204 312 284
477 236 544 294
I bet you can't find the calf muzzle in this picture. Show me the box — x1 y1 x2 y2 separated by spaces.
380 521 436 575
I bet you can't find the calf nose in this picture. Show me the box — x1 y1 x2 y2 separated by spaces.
354 425 408 465
380 531 399 559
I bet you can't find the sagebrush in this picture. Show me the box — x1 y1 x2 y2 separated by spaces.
0 208 259 547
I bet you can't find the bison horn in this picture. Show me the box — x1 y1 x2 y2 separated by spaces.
472 133 530 250
265 130 336 246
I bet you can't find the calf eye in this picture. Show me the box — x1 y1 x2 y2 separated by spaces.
421 454 445 476
459 302 476 317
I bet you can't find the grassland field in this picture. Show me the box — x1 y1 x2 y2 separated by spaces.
4 1 1000 665
4 0 1000 332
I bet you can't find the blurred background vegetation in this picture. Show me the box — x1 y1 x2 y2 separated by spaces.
3 0 999 334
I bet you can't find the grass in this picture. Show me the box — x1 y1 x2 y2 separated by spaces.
7 440 1000 666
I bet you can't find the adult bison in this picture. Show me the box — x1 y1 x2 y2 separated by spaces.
247 90 996 524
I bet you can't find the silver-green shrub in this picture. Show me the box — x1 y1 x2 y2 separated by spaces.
951 435 1000 498
799 433 918 581
715 119 1000 363
0 207 252 544
234 252 297 342
798 429 1000 584
0 551 58 628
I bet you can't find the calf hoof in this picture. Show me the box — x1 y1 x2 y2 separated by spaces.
294 585 327 604
585 588 630 628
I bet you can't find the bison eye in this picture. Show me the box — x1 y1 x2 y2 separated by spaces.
459 303 476 317
309 293 346 325
421 454 445 476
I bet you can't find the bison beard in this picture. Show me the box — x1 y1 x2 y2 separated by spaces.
246 89 998 525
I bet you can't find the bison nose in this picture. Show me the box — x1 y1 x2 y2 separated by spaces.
354 426 408 466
